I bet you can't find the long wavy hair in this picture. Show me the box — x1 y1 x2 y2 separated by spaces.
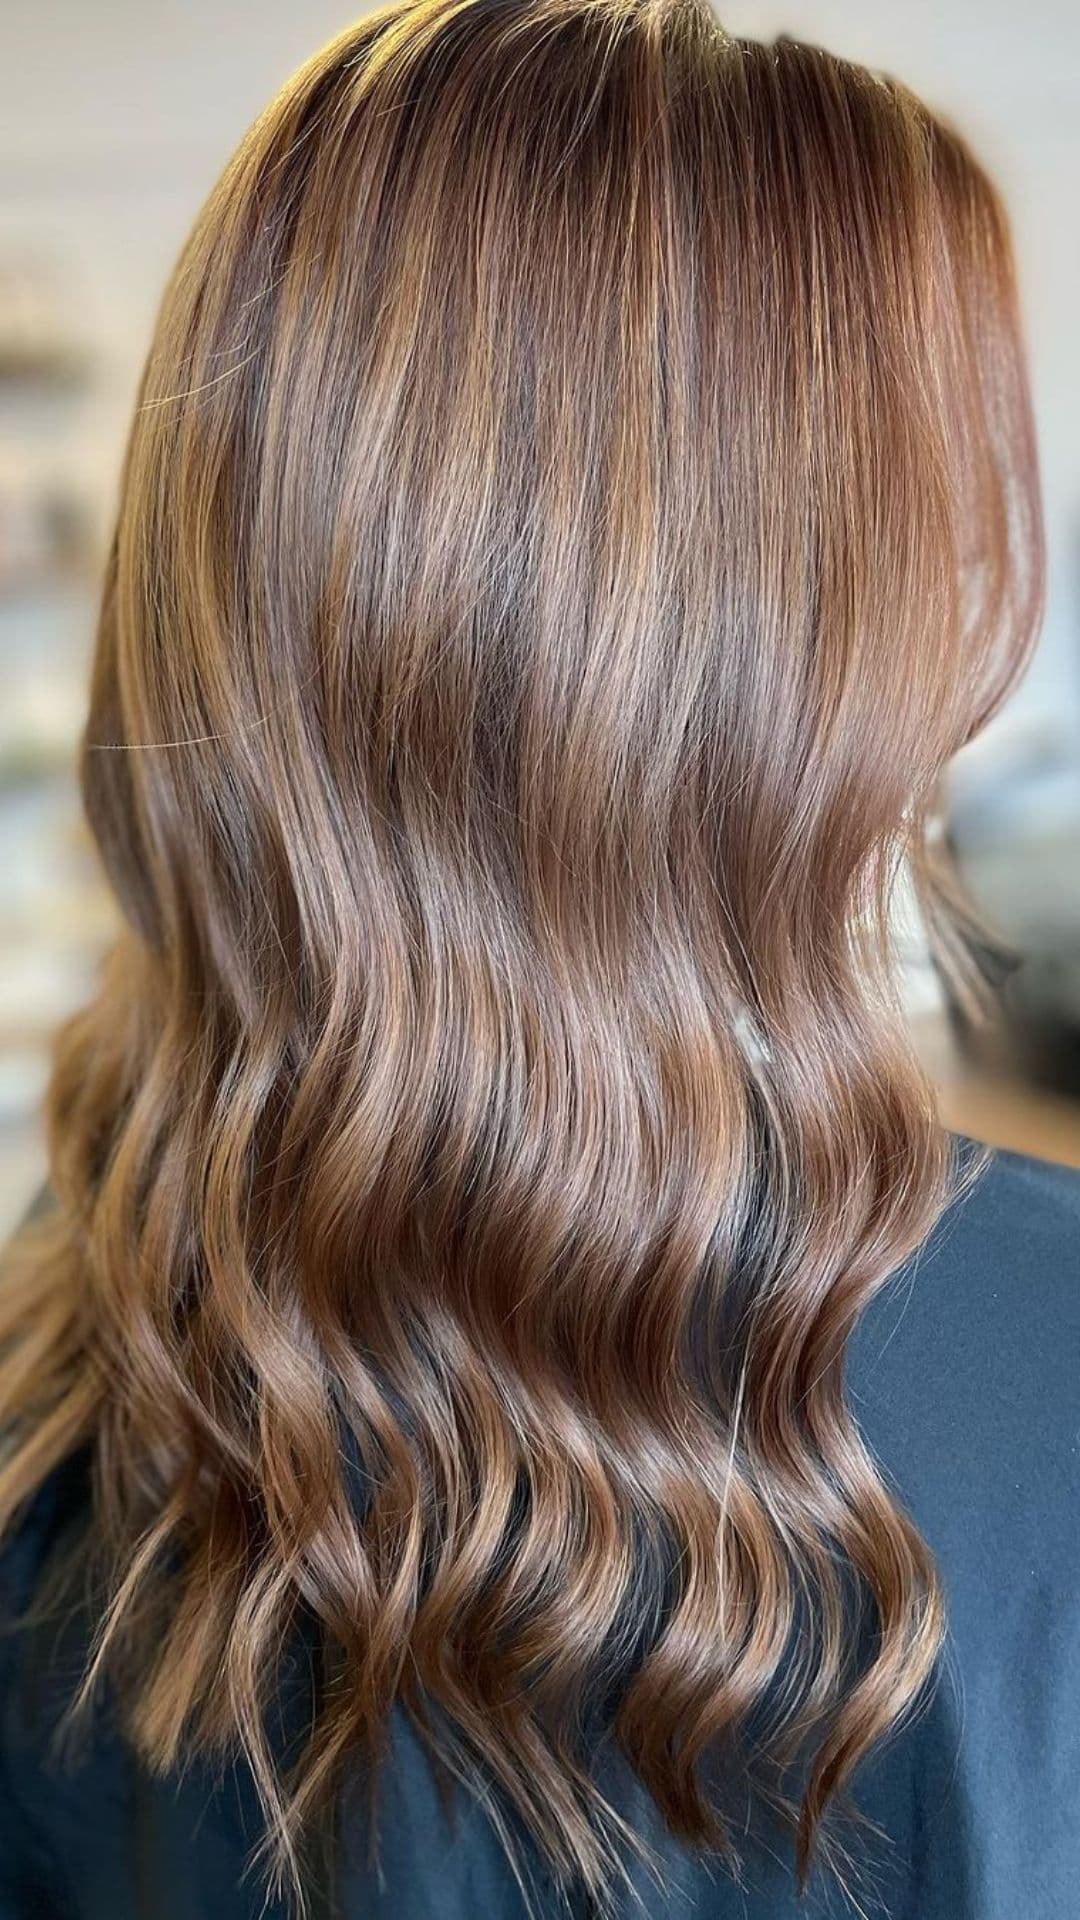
0 0 1043 1909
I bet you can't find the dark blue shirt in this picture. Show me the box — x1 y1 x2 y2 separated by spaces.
2 1140 1078 1918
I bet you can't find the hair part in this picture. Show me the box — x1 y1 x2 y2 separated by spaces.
0 0 1042 1910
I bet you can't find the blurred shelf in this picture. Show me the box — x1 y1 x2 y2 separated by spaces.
912 1008 1080 1168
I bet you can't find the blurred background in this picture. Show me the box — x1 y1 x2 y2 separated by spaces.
1 0 1079 1234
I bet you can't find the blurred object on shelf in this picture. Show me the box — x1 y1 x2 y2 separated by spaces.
0 779 115 1048
913 1007 1080 1169
0 458 97 597
0 236 108 1239
944 718 1080 1111
951 925 1080 1100
0 776 116 1236
0 255 91 389
0 569 100 801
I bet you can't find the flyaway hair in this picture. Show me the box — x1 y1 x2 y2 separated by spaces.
0 0 1043 1910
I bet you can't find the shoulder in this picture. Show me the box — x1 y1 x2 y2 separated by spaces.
940 1132 1080 1257
851 1136 1080 1557
0 1444 93 1624
0 1447 97 1910
0 1443 96 1776
908 1135 1080 1353
856 1134 1080 1377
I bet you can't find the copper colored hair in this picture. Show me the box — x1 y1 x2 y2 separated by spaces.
0 0 1043 1909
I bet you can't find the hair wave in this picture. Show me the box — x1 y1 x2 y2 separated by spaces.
0 0 1043 1909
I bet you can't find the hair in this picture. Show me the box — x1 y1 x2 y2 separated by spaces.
0 0 1043 1910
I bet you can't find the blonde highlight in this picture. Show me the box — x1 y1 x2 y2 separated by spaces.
1 1 1043 1910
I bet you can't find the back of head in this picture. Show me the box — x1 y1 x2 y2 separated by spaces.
0 0 1042 1907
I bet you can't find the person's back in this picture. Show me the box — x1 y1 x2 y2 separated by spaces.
4 1142 1079 1918
0 4 1066 1918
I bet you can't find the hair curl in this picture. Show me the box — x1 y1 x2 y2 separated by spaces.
0 0 1043 1909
